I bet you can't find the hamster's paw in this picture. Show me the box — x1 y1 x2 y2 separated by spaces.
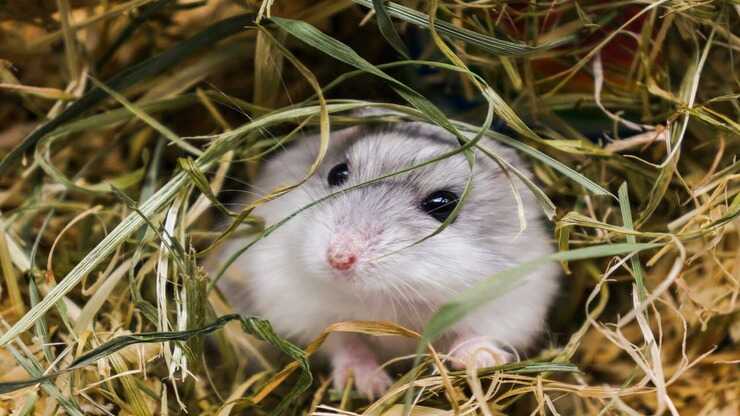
448 337 515 370
332 356 392 400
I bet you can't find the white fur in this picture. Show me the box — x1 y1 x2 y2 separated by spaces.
211 120 560 395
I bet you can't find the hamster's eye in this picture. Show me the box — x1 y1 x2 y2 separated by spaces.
420 190 460 222
327 162 350 187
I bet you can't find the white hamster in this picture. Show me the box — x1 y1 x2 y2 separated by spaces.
212 117 559 399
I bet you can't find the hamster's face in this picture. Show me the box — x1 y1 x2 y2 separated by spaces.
266 125 533 302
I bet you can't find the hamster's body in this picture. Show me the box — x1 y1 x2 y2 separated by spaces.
212 119 559 398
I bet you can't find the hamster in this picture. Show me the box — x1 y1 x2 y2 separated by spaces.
211 117 559 399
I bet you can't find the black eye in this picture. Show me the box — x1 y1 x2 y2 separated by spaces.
327 162 350 187
420 190 460 222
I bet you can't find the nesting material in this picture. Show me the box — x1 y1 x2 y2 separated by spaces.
0 1 738 414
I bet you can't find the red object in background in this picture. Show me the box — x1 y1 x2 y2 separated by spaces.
492 3 652 92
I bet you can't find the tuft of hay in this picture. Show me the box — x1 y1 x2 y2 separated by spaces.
0 1 738 414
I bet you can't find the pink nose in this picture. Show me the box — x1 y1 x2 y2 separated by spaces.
327 250 357 271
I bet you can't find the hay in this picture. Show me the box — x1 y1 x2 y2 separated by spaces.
0 0 738 414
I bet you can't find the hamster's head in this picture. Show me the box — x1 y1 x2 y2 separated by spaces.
265 124 546 302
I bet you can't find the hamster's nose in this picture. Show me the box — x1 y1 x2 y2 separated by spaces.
327 235 359 272
327 248 357 271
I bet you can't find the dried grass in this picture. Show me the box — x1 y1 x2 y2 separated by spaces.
0 1 738 415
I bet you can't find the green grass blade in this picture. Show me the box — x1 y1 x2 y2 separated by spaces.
479 128 615 199
270 16 459 136
89 77 202 156
353 0 572 56
3 342 83 415
371 0 410 59
618 182 647 300
28 279 54 365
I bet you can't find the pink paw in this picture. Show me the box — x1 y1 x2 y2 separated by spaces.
448 337 515 370
332 357 392 400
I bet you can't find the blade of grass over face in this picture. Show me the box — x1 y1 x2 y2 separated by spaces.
314 101 612 200
0 13 255 174
209 118 482 288
270 16 483 239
